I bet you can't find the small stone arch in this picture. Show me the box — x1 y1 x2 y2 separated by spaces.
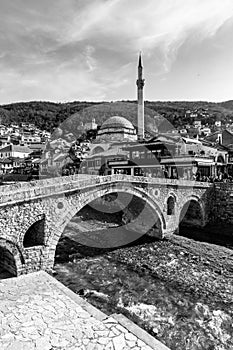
45 184 166 270
23 214 46 248
167 196 176 215
0 239 24 276
179 197 205 228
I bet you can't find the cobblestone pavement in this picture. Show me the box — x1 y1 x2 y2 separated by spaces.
0 272 169 350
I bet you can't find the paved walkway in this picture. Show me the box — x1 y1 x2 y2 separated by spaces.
0 271 169 350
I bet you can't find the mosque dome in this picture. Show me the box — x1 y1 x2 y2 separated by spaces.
96 115 137 142
100 116 135 131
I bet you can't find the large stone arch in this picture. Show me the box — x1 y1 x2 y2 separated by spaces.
0 239 24 276
179 195 205 228
45 183 166 270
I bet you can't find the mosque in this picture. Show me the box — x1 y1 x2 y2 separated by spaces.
82 53 146 174
95 53 145 144
96 53 145 144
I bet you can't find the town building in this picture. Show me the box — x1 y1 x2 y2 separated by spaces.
83 118 98 131
205 129 233 147
193 120 202 129
0 135 11 147
215 120 222 128
199 127 211 137
0 145 31 159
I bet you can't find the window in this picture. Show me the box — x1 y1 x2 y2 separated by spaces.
132 151 139 159
139 151 145 159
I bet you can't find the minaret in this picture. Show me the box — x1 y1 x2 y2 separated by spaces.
136 52 145 139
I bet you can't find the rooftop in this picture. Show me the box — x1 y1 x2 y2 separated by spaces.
0 144 31 153
100 116 135 131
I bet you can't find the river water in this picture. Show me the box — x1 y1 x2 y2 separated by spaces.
54 208 233 350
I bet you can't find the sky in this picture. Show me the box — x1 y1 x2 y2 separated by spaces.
0 0 233 104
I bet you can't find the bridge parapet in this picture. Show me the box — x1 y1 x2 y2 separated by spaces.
0 174 213 206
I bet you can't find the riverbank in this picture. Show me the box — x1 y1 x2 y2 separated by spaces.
54 223 233 350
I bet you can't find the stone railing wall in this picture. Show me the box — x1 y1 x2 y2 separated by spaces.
0 174 213 207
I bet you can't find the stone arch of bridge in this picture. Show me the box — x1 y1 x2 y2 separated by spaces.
164 192 177 216
167 196 176 216
23 214 46 248
19 214 46 247
46 184 166 269
179 195 205 228
0 239 24 276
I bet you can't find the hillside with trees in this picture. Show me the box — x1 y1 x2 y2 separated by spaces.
145 101 233 127
1 100 233 134
60 101 162 138
0 101 97 131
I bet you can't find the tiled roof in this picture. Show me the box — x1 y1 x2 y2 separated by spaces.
87 148 128 159
53 153 68 162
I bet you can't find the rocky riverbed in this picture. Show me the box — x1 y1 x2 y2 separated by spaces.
54 208 233 350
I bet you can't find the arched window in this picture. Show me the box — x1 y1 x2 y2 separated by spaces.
167 196 175 215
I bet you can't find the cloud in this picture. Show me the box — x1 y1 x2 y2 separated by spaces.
65 0 233 72
0 0 233 102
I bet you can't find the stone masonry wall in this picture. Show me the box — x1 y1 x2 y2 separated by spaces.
0 247 17 276
211 183 233 225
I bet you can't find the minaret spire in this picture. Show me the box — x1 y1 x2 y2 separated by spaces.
138 51 142 68
136 52 145 139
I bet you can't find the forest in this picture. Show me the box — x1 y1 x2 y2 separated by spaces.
1 100 233 133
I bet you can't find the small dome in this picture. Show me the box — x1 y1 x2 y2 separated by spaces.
100 116 135 130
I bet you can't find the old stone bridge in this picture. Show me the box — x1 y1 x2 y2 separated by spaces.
0 174 215 276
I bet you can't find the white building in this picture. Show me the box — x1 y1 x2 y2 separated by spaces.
200 127 211 137
215 120 222 128
0 145 31 159
83 118 98 131
21 134 42 144
193 120 202 129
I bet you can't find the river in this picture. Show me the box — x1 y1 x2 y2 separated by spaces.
53 208 233 350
